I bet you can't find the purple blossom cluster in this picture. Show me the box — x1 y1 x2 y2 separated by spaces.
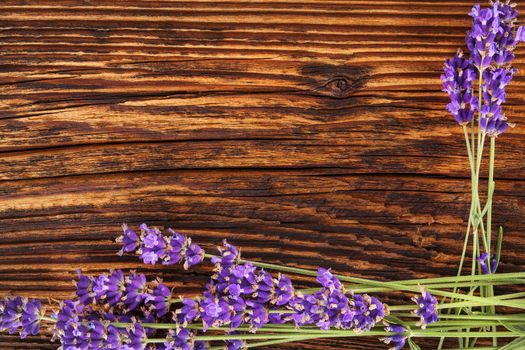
381 324 407 350
51 300 202 349
290 268 386 332
479 67 516 136
117 223 204 269
442 51 477 125
442 0 523 136
75 269 173 318
119 226 393 343
0 224 440 350
478 252 498 274
0 296 41 339
66 270 202 350
466 1 522 68
197 241 296 332
413 288 438 328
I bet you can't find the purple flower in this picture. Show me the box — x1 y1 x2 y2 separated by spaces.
164 328 194 350
381 324 407 350
254 269 274 304
124 272 150 312
53 306 127 349
316 268 342 291
289 293 319 327
117 224 141 255
19 299 41 339
225 336 246 350
517 25 525 42
444 1 523 135
118 224 206 269
413 288 439 328
92 274 110 302
351 294 385 332
211 240 239 269
147 283 172 317
106 269 127 307
465 2 515 69
200 290 232 330
164 229 186 265
105 324 126 349
289 270 363 331
477 252 498 274
480 116 512 136
126 322 147 350
176 298 199 326
0 297 42 339
75 272 95 306
245 300 269 330
441 51 476 125
52 300 83 336
75 271 113 307
140 224 167 265
184 240 205 270
274 273 294 306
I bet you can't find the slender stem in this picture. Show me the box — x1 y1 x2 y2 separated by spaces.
487 139 495 251
485 118 497 348
204 253 525 290
394 313 525 321
343 279 522 294
245 336 320 348
182 331 522 342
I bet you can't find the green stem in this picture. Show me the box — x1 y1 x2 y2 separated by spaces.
245 336 320 348
344 279 522 294
204 253 525 291
487 137 497 346
486 138 495 253
394 313 525 321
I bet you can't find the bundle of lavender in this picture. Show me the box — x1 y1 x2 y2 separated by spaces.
2 227 525 350
2 1 525 349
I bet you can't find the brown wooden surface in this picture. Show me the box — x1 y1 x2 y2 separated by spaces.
1 1 525 349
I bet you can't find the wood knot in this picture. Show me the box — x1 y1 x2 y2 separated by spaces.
301 63 370 99
324 75 353 96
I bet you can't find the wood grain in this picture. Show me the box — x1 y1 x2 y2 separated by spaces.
1 1 525 349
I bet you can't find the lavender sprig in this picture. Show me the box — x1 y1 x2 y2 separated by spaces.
117 223 205 269
440 1 525 348
2 228 525 350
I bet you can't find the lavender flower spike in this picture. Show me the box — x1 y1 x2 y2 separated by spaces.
477 252 498 274
412 286 438 328
441 50 476 125
0 297 43 339
381 324 407 350
117 224 205 269
117 223 141 256
479 67 516 137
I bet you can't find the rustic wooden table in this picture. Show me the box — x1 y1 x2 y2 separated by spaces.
1 1 524 349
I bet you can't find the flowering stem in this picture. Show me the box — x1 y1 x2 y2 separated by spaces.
458 125 475 278
244 336 321 348
396 313 525 321
487 137 497 347
204 253 525 292
150 330 522 343
487 137 495 256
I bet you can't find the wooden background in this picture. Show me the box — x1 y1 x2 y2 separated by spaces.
1 1 525 349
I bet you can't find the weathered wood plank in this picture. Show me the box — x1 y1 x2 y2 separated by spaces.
0 172 523 298
1 1 525 349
